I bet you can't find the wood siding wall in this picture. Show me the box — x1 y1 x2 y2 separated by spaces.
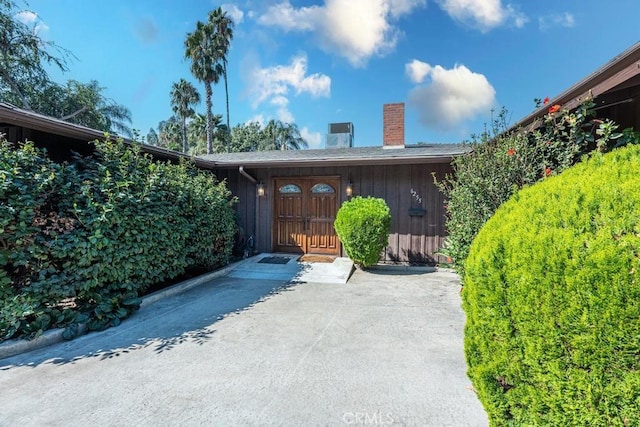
216 161 452 265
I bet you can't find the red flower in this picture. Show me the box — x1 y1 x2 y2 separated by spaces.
507 148 515 156
548 104 561 113
543 97 550 105
545 167 552 177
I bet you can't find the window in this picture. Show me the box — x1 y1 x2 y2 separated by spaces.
311 183 335 193
279 184 302 193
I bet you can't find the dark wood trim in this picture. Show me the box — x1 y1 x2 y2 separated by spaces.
211 156 456 169
563 60 640 111
515 41 640 130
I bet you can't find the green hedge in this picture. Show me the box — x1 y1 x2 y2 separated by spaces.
436 101 639 274
334 196 390 268
0 137 236 340
463 145 640 425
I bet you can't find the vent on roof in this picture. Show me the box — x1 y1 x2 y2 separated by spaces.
326 122 354 149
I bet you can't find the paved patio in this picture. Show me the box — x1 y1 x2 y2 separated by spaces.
0 256 487 426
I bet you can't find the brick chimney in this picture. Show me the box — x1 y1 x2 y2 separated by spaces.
383 102 404 148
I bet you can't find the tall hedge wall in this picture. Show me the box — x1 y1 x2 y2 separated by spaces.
0 137 236 340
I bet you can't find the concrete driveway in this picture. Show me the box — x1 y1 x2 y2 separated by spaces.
0 257 488 426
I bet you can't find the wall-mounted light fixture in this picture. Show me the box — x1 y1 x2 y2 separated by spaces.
345 180 353 197
257 182 265 197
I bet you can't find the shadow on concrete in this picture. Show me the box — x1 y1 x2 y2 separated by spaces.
0 274 301 370
365 266 439 276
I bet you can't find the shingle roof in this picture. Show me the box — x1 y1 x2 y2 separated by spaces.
0 102 218 169
199 144 468 168
0 102 467 169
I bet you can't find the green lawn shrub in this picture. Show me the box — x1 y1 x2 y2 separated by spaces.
334 196 391 268
1 137 236 340
463 144 640 425
436 101 639 275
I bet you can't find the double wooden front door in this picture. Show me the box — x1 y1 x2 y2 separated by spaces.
274 177 340 255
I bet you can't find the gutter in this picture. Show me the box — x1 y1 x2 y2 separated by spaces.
210 155 464 169
238 166 258 183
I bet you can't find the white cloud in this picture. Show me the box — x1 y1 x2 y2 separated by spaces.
437 0 527 32
301 126 323 149
407 62 496 130
246 114 265 126
268 95 295 122
222 4 244 24
257 0 426 67
539 12 575 31
249 54 331 108
34 22 49 35
15 10 37 24
388 0 424 17
257 1 320 31
270 95 289 107
405 59 432 84
15 10 49 34
247 54 330 125
276 106 295 123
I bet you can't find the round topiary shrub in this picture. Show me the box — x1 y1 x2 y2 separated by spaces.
463 144 640 425
334 196 391 268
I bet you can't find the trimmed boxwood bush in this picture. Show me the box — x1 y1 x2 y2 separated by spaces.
334 196 390 268
463 144 640 425
1 137 236 340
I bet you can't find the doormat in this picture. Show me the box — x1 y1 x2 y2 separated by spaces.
298 255 335 263
258 256 292 264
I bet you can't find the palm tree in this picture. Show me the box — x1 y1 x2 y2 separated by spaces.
146 128 159 146
170 79 200 153
184 8 233 154
213 122 230 153
157 116 182 152
210 8 234 146
187 112 208 154
188 112 226 155
263 119 308 151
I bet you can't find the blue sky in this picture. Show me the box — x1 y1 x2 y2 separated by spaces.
17 0 640 148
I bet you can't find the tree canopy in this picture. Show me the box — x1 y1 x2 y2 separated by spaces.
184 7 234 154
170 79 201 153
0 0 69 110
0 1 132 136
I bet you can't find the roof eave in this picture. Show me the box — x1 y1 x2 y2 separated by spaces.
514 40 640 131
0 102 219 169
208 155 462 169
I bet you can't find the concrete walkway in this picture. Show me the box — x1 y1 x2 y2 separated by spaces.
0 256 488 426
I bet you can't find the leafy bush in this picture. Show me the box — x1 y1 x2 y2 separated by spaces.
1 137 236 340
463 145 640 425
0 140 86 339
436 101 638 274
334 196 391 268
